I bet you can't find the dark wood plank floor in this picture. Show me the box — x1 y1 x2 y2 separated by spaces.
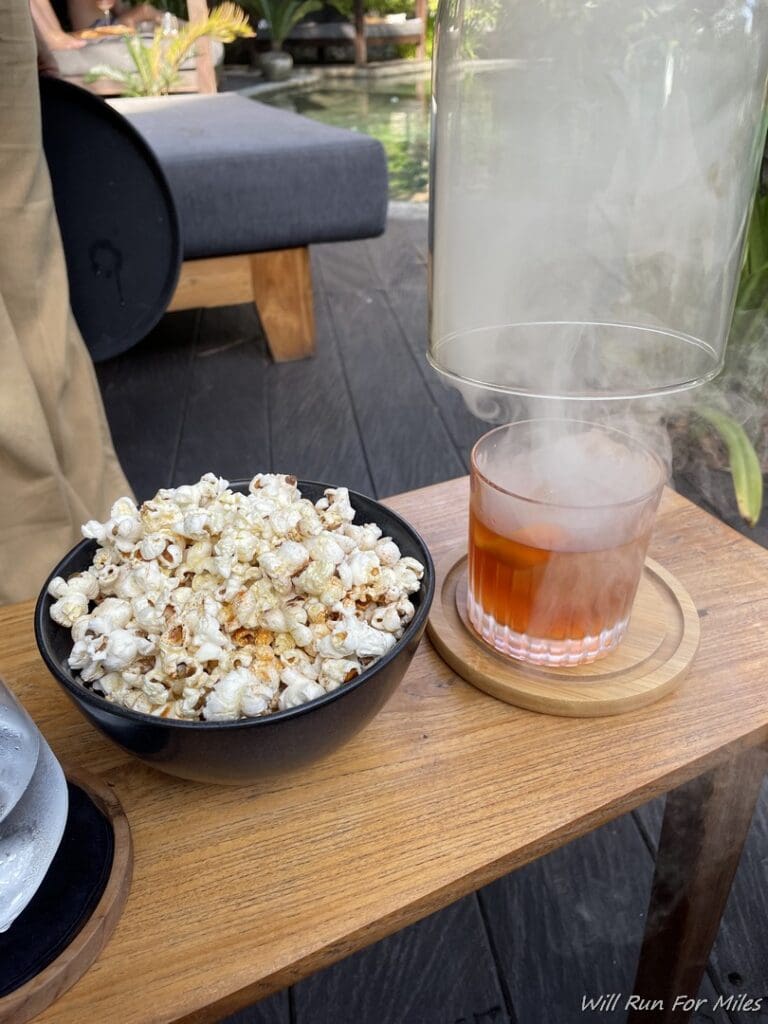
96 213 768 1024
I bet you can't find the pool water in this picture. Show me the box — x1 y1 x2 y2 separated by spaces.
260 76 431 202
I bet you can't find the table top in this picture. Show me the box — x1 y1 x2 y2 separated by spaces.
4 477 768 1024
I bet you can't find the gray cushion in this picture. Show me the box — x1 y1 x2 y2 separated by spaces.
110 93 388 260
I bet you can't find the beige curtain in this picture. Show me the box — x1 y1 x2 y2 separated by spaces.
0 0 131 604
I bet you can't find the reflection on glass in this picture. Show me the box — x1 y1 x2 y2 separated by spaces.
261 77 431 202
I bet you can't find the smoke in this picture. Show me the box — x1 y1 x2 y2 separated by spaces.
665 313 768 525
428 0 768 528
452 378 674 485
445 355 767 531
474 417 664 536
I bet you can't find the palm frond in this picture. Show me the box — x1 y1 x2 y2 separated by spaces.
128 33 159 93
241 0 319 46
148 26 166 86
83 63 132 84
83 63 144 95
164 3 254 70
206 1 255 39
277 0 321 39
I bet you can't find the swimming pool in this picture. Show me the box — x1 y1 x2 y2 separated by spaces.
260 75 431 203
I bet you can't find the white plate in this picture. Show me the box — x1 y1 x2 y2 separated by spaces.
0 735 68 932
0 682 40 826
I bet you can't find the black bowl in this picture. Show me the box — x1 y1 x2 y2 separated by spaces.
34 481 434 785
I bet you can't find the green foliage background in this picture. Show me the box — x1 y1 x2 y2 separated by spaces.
131 0 436 23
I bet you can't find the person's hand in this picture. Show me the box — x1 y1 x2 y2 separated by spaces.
33 20 61 75
48 31 87 50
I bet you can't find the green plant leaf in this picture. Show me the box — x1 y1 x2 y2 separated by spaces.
736 183 768 303
83 64 132 83
83 63 145 94
122 32 159 92
746 196 768 276
241 0 320 46
736 261 768 313
697 407 764 526
165 3 254 71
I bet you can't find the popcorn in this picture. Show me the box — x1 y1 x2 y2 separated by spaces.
103 629 142 671
49 589 90 627
316 487 355 528
317 607 397 660
319 658 361 691
241 685 275 718
249 472 299 504
369 604 402 633
338 550 381 590
375 538 401 567
51 474 424 721
88 597 133 632
203 668 254 721
48 572 99 601
304 533 346 565
132 595 166 634
344 522 382 551
138 533 169 561
279 678 325 711
259 540 310 585
185 539 212 572
279 648 319 675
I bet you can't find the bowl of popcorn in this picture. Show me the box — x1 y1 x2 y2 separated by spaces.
34 475 434 784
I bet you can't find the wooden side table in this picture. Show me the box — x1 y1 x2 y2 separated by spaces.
1 478 766 1024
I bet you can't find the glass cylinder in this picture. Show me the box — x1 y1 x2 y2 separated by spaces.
0 679 68 932
468 420 666 665
429 0 768 400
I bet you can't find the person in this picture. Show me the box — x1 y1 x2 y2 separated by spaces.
32 13 62 70
0 0 132 604
30 0 85 49
31 0 163 54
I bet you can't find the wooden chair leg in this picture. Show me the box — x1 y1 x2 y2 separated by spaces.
415 0 427 59
249 247 316 362
629 745 768 1023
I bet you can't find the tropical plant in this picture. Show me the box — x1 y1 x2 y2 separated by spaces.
691 176 768 526
242 0 321 50
695 406 763 525
84 3 254 96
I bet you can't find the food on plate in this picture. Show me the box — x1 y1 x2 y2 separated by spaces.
78 25 134 37
48 474 424 721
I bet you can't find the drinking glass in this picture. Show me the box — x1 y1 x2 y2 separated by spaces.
468 420 666 666
0 680 68 932
0 681 39 825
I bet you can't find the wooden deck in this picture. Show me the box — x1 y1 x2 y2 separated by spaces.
95 214 768 1024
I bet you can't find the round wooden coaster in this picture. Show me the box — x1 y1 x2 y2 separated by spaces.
427 546 700 717
0 766 133 1024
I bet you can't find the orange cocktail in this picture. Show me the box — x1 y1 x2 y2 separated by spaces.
467 420 665 666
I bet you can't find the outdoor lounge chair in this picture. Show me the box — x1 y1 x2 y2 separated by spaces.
112 92 388 361
41 74 387 363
